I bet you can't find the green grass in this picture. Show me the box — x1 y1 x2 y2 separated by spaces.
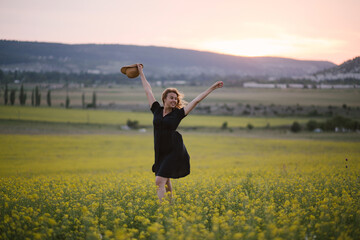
3 84 360 107
0 105 321 128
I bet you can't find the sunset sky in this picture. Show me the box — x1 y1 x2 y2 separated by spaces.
1 0 359 64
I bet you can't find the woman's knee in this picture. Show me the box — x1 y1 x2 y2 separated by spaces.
155 176 168 187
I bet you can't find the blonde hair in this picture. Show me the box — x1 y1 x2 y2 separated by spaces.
161 88 187 109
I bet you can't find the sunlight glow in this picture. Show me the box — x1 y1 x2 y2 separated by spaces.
198 36 344 58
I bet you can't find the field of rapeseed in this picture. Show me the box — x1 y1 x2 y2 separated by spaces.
1 134 359 239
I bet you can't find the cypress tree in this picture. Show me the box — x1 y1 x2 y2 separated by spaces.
4 84 8 105
10 89 16 105
47 89 51 107
65 95 70 108
35 86 41 106
19 84 27 105
82 92 85 109
92 91 96 109
31 88 35 106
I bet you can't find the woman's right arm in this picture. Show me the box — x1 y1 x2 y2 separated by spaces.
137 64 156 107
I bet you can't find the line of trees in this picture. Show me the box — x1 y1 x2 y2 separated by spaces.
290 116 360 133
4 84 26 106
0 69 231 86
2 84 97 109
0 69 130 85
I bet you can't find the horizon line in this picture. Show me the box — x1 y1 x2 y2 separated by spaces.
1 38 344 65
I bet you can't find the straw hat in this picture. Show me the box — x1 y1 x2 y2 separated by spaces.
121 64 143 78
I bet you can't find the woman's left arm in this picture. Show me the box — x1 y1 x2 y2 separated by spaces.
184 81 223 115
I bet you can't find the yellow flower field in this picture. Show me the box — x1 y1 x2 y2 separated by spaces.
0 134 359 239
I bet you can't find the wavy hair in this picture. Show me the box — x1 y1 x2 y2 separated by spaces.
161 88 187 109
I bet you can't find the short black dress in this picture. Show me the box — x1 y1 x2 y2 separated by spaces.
151 101 190 178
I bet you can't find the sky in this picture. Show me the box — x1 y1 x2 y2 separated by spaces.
1 0 359 64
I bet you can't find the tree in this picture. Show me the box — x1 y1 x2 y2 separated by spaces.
290 121 301 133
4 84 8 105
10 89 16 105
47 90 51 107
65 95 70 108
82 92 85 109
35 86 41 106
19 84 27 105
92 91 96 109
31 89 35 106
306 120 318 131
321 116 360 132
0 69 4 82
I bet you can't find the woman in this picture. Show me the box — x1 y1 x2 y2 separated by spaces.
137 64 223 202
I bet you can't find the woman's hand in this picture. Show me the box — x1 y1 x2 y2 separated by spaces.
211 81 224 90
137 63 143 74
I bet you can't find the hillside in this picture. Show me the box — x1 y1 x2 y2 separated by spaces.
0 40 335 78
316 56 360 74
313 56 360 81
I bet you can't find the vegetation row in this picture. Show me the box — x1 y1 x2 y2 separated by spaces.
2 84 97 109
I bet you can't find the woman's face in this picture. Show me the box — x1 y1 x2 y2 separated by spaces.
164 92 178 108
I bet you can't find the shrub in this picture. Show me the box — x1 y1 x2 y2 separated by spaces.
306 120 319 131
290 121 301 133
307 109 320 117
242 110 250 115
247 123 254 130
127 119 139 129
221 121 228 130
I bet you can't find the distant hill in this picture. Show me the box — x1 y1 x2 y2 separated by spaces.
0 40 335 78
313 56 360 81
316 56 360 74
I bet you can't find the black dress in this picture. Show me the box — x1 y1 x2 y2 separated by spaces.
151 101 190 178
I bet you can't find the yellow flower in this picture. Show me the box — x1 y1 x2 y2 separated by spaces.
105 230 113 238
33 233 42 240
48 218 56 226
147 222 163 234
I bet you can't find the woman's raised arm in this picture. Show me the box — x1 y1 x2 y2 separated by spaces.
138 64 156 107
184 81 223 116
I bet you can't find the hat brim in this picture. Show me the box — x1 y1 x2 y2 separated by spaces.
120 64 143 75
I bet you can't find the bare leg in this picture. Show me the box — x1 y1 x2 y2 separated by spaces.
155 176 168 202
165 178 173 201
